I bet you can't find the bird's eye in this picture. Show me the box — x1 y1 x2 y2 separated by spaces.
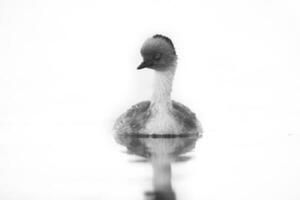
153 53 161 60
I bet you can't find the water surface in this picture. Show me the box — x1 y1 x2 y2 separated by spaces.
115 133 200 200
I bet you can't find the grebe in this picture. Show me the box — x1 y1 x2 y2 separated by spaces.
114 34 202 135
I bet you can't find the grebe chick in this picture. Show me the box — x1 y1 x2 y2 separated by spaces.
114 34 202 135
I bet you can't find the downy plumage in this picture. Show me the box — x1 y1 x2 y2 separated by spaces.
114 35 202 135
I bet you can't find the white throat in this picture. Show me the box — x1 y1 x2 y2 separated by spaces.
145 63 179 134
151 65 176 109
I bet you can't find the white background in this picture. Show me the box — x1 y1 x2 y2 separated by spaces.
0 0 300 199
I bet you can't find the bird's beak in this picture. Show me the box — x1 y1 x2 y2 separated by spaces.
137 60 154 70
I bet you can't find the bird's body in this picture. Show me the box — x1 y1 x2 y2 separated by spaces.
114 35 202 135
114 100 200 135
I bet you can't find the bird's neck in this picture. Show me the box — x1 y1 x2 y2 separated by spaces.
151 64 176 109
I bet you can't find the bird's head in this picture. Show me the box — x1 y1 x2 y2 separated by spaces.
137 34 177 71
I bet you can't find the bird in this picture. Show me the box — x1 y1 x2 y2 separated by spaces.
114 34 202 135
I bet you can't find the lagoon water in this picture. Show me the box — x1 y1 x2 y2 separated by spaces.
0 116 299 200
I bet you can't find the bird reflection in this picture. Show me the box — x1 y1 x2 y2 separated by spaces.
115 134 200 200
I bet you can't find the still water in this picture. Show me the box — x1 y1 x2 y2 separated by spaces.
114 133 200 200
0 121 299 200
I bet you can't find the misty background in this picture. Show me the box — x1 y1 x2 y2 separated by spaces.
0 0 300 199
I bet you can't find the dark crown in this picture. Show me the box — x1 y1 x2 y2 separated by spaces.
152 34 176 55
